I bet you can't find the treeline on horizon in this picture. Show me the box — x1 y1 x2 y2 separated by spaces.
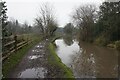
0 1 120 50
62 1 120 50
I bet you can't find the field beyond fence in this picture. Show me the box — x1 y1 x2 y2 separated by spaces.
2 34 34 61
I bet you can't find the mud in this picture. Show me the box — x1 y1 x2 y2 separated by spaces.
8 41 48 78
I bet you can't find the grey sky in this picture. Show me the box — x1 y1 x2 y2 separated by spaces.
5 0 104 27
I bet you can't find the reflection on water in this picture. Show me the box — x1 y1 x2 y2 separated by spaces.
28 55 42 60
36 45 44 48
55 39 118 78
55 39 79 67
18 67 47 78
63 35 73 46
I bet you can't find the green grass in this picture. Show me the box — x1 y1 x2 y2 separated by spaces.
48 43 75 78
2 34 41 78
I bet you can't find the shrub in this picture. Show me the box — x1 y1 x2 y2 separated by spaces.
94 36 108 46
115 41 120 51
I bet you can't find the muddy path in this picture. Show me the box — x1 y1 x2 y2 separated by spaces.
8 40 49 78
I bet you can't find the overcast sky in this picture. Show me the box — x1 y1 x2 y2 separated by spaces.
5 0 104 27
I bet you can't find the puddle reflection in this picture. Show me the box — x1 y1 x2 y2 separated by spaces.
36 45 44 48
18 67 47 78
32 49 44 53
28 55 42 60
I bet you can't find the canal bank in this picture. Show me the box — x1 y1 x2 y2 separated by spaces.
47 43 74 78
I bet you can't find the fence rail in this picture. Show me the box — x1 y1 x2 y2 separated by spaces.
4 40 15 47
2 35 32 61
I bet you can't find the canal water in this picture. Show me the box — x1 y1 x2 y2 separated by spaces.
55 38 118 78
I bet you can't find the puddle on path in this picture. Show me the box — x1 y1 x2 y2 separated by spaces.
36 45 44 48
32 49 44 53
28 55 42 60
18 67 47 78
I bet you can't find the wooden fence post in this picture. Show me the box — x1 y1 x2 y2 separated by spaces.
14 35 17 52
27 35 28 45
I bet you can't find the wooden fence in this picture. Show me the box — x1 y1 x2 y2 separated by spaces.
2 35 32 61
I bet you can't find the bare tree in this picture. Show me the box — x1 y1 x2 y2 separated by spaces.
72 4 97 42
34 3 57 38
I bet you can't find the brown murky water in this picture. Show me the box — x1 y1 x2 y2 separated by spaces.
55 39 118 78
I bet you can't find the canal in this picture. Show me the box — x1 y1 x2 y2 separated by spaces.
55 38 118 78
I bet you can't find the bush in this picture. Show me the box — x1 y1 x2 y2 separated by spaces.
115 41 120 51
94 36 108 46
107 43 115 48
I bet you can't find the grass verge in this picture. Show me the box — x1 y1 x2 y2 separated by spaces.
48 43 75 78
2 34 41 78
